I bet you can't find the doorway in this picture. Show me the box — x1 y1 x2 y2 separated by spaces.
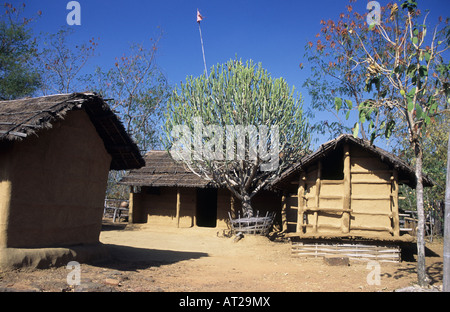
196 188 218 227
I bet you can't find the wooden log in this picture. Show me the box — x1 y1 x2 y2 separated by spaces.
128 189 134 223
314 161 321 233
297 173 306 233
351 195 391 200
304 207 352 213
351 211 392 217
351 180 392 184
281 193 287 232
351 169 393 174
351 225 393 233
319 195 343 200
321 180 344 185
391 170 400 236
176 188 181 228
342 144 351 233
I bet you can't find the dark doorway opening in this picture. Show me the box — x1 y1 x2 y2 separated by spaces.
196 188 218 227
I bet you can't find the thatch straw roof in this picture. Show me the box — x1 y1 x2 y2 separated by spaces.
120 134 431 190
120 150 213 188
272 133 433 188
0 92 144 170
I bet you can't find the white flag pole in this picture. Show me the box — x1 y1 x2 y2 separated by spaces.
197 9 208 76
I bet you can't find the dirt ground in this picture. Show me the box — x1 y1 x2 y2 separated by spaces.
0 219 444 292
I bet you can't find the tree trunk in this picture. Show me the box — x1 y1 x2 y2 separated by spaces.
241 194 253 218
443 131 450 292
415 142 429 286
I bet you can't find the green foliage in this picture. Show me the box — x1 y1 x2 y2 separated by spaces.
164 58 311 216
397 114 449 233
304 0 449 145
165 58 311 158
0 3 41 100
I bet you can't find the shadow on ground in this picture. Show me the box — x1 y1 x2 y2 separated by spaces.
92 244 208 272
383 242 444 285
101 220 128 231
400 242 441 262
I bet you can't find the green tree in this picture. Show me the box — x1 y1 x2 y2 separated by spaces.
304 0 449 286
397 113 449 235
0 2 41 100
164 59 311 218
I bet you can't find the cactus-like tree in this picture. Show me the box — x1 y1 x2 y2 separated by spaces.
164 59 311 218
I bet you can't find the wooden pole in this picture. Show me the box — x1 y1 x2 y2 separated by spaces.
297 173 306 233
443 131 450 292
314 161 322 233
391 170 400 237
342 144 351 233
176 188 181 228
128 186 134 224
281 193 287 232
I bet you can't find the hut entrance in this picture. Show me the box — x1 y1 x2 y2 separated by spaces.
196 188 218 227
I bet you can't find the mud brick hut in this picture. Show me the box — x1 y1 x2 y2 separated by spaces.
120 150 281 229
0 93 144 270
272 134 433 262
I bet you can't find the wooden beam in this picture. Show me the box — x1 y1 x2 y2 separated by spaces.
351 211 392 217
342 144 351 233
351 195 391 200
281 193 287 232
314 161 321 233
351 180 392 184
176 188 181 228
351 169 393 174
297 173 306 233
128 187 134 224
351 225 394 233
305 207 352 213
0 130 27 138
391 170 400 236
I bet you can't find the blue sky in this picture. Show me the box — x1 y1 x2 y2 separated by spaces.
18 0 450 147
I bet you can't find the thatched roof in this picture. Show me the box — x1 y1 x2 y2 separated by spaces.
0 92 145 170
120 150 213 188
120 134 432 190
272 133 433 188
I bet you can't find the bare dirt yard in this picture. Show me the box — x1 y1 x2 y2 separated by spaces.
0 220 444 292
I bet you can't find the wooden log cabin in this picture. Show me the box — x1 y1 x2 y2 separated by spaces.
272 134 433 243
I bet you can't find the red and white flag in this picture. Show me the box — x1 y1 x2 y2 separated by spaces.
197 9 203 23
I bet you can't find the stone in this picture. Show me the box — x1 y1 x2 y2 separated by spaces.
104 278 121 286
323 256 349 266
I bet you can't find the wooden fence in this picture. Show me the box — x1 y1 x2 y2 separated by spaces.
228 211 276 236
291 240 401 263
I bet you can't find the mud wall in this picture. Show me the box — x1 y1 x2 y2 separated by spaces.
130 187 281 229
0 110 112 248
287 143 399 239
